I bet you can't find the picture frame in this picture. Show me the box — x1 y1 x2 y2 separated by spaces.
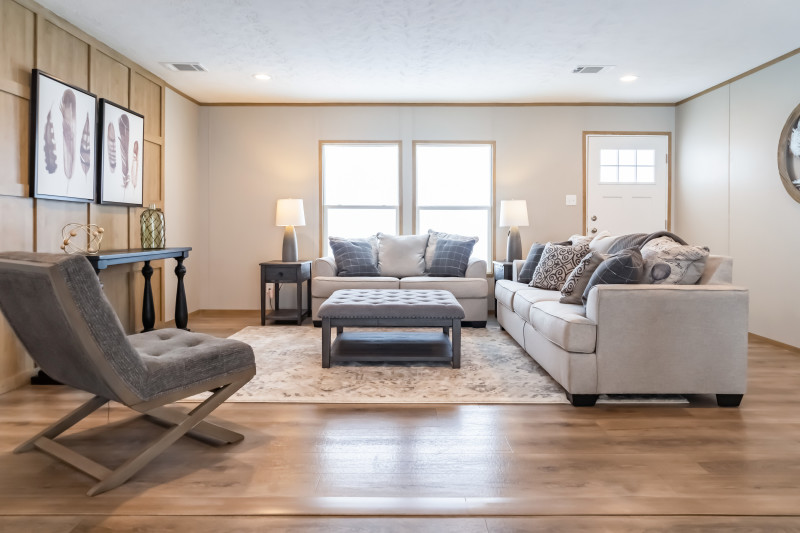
98 99 145 207
30 69 97 202
777 101 800 204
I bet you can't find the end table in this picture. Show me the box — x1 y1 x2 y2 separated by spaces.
492 260 514 316
260 260 312 325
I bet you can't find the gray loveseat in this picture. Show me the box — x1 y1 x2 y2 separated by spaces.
496 252 749 407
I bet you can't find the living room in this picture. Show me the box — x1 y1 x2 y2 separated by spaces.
2 0 800 530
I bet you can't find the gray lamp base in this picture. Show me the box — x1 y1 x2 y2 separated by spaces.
282 225 298 262
506 226 522 262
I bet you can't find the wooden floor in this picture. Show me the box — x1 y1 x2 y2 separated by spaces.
1 312 800 532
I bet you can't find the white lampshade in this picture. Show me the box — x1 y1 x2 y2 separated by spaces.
499 200 529 227
276 198 306 227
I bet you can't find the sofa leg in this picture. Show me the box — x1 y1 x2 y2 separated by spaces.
716 394 743 407
313 320 321 328
471 321 486 328
566 393 598 407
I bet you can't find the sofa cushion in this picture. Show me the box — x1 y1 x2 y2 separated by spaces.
640 236 709 285
530 301 597 354
400 276 488 298
429 237 477 277
495 279 529 309
311 276 399 298
512 288 562 321
560 251 605 304
377 233 428 278
581 248 644 304
531 242 590 290
329 237 380 277
424 229 478 271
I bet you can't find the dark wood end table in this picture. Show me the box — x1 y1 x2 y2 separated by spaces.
260 260 312 325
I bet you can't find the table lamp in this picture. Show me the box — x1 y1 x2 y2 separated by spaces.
276 198 305 262
499 200 529 261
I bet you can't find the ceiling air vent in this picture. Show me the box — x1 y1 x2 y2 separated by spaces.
160 62 207 72
572 65 614 74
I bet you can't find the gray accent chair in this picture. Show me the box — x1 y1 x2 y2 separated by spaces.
0 252 256 496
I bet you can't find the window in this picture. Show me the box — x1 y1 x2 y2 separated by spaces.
321 142 400 255
414 142 494 266
599 149 655 183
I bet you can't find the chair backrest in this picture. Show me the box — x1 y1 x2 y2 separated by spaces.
0 252 147 405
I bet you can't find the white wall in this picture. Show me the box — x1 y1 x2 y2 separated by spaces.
201 104 674 310
164 89 208 319
676 53 800 347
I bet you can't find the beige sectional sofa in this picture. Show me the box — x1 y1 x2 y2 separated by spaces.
312 256 489 326
496 255 749 406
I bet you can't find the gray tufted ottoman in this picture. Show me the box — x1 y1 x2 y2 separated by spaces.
317 289 465 368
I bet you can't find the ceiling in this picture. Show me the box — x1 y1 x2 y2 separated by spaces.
35 0 800 104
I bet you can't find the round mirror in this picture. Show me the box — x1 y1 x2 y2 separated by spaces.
778 101 800 203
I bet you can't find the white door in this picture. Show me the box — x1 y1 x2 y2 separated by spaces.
585 134 669 236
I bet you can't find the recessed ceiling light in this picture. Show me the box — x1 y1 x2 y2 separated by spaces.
620 75 638 82
253 73 271 81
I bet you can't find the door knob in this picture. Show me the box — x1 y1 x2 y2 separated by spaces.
591 215 597 221
590 228 597 234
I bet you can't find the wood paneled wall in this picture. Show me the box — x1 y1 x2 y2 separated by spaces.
0 0 168 392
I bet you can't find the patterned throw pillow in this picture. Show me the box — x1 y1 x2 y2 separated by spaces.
581 248 645 305
530 242 591 290
329 237 380 277
560 251 605 304
640 236 709 284
518 241 570 284
429 237 478 277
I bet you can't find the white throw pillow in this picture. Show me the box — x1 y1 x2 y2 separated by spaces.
377 233 429 278
640 236 710 284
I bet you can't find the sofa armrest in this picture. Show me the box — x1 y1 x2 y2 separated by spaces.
464 257 487 278
584 284 749 394
312 256 337 277
511 260 526 282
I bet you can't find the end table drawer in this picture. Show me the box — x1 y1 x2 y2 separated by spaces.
263 266 299 282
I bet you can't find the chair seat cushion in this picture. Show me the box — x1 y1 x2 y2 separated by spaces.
400 276 488 298
129 329 255 400
529 301 597 354
311 276 399 298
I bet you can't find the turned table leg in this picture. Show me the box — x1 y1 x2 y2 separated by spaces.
141 261 155 333
174 257 189 330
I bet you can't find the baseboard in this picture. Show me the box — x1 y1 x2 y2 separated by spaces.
0 369 34 394
748 332 800 354
189 309 260 318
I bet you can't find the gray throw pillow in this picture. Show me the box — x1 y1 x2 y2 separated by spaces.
606 233 649 254
424 229 478 272
581 248 645 305
377 233 429 278
329 237 380 277
531 242 591 290
560 251 605 304
518 241 570 284
429 237 477 277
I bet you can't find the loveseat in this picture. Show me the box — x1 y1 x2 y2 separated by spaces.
312 232 489 326
496 234 749 407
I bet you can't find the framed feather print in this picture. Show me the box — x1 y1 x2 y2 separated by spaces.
30 69 97 202
98 99 144 207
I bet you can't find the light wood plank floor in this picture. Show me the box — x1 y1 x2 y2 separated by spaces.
1 312 800 532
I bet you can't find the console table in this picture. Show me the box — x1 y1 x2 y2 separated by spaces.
85 247 192 332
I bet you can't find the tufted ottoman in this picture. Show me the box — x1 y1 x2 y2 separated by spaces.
317 289 465 368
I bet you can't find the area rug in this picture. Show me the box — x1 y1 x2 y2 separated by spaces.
188 323 570 404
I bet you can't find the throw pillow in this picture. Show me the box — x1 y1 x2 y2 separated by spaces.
429 237 478 277
329 237 380 277
640 236 710 285
424 229 478 272
559 251 605 304
518 240 570 284
531 242 591 290
606 233 649 254
581 248 645 305
568 234 593 246
377 233 429 278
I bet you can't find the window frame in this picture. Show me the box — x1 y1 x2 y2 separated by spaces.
318 141 402 257
412 141 496 272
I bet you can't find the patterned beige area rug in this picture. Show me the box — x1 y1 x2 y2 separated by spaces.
191 323 569 404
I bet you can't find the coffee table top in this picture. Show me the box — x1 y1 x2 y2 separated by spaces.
318 289 464 320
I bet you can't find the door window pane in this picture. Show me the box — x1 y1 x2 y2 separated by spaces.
618 149 636 166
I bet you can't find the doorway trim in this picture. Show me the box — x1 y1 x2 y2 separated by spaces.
582 131 672 234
